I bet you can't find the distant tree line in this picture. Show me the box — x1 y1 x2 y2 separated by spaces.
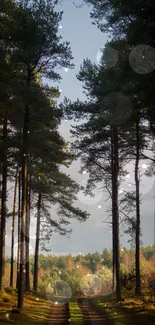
4 246 155 296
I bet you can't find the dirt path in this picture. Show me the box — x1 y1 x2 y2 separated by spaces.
47 302 69 325
78 298 110 325
46 298 110 325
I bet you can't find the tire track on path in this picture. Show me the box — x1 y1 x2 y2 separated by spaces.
46 301 69 325
77 298 110 325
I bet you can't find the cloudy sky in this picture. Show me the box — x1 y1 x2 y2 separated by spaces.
6 0 155 256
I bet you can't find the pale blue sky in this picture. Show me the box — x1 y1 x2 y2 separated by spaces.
55 0 108 101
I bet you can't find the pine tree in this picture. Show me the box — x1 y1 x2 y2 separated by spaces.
61 52 131 300
6 0 74 308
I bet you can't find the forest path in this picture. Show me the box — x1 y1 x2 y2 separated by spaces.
78 298 110 325
46 301 69 325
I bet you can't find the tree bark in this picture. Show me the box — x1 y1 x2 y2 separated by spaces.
112 126 121 301
33 192 41 292
10 167 19 288
135 117 141 296
111 131 115 293
16 171 21 289
0 114 7 290
18 76 30 309
25 178 31 291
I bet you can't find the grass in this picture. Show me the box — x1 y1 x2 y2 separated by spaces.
0 289 83 324
92 293 155 325
0 288 52 324
69 301 84 325
1 289 155 325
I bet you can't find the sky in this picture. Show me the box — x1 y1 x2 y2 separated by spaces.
6 0 155 257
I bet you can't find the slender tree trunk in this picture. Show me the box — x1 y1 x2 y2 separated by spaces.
0 114 7 290
135 117 141 296
25 178 31 291
0 171 1 255
18 76 30 309
33 192 41 292
16 170 21 289
112 251 115 293
18 128 28 308
10 167 19 288
112 126 121 301
111 132 115 293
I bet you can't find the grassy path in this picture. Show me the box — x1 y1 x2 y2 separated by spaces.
69 300 83 325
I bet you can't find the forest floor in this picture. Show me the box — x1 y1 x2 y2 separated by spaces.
92 293 155 325
0 289 155 325
0 289 70 324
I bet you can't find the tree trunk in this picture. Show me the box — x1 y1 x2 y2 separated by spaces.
25 178 31 291
10 167 19 288
18 129 28 308
0 114 7 290
16 170 21 289
135 117 141 296
18 76 30 309
33 192 41 292
112 126 121 301
111 132 115 293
